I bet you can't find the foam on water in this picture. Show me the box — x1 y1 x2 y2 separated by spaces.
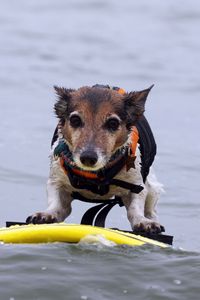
79 234 117 248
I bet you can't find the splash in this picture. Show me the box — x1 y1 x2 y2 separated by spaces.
78 234 116 248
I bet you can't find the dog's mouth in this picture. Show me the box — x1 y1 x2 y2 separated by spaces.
57 139 128 173
73 146 127 172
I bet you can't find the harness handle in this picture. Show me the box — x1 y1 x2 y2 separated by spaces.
94 203 116 227
81 203 107 225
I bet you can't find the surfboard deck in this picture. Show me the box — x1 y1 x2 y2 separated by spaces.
0 223 171 248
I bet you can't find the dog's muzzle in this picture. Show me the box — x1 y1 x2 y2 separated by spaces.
80 150 98 167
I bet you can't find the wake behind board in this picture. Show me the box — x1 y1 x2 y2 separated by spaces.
0 223 172 247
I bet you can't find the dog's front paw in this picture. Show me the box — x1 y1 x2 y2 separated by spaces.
134 220 165 234
26 212 58 224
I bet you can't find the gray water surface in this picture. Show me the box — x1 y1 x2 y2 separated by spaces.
0 0 200 299
1 243 200 300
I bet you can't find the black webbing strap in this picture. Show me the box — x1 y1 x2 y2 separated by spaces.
80 202 118 227
72 192 123 205
72 192 124 227
81 203 109 226
94 203 116 227
110 179 143 194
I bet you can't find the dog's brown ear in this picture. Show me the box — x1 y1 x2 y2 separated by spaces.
54 86 74 119
124 85 154 122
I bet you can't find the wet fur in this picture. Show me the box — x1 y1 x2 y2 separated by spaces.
27 85 164 233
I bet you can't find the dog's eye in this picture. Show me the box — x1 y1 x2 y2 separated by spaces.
69 115 83 128
105 118 120 132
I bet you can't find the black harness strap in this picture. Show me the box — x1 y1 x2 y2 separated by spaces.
72 192 124 227
81 203 108 225
110 179 143 194
72 192 123 205
94 203 116 227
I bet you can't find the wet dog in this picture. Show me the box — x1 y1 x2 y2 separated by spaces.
27 85 164 233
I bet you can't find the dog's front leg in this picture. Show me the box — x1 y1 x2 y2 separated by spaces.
122 189 164 234
46 179 72 221
26 179 72 224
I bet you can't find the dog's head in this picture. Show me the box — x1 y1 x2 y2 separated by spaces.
54 85 153 171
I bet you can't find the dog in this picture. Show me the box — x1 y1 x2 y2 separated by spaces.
26 84 165 234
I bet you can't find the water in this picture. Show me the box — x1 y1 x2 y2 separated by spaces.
0 0 200 299
1 244 200 300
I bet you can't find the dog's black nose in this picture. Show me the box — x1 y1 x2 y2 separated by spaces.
80 151 98 167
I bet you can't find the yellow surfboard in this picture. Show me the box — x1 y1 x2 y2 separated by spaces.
0 223 168 248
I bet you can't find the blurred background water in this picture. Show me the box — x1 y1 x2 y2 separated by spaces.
0 0 200 299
